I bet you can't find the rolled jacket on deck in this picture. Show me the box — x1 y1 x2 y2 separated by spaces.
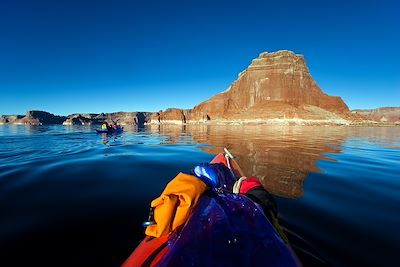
145 172 208 238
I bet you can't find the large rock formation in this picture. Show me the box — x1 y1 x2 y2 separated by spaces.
352 107 400 124
188 50 351 123
148 51 355 124
24 111 67 125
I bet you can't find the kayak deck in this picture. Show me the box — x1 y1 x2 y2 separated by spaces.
122 151 301 267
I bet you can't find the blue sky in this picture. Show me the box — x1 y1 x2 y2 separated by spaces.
0 0 399 115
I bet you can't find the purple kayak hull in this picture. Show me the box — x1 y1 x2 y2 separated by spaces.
154 190 301 266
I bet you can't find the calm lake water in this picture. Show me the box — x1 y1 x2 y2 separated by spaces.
0 125 399 267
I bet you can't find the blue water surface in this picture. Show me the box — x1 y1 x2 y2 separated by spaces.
0 125 399 267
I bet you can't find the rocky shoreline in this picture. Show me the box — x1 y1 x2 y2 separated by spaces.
1 110 399 126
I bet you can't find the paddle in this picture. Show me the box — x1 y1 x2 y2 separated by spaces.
224 148 246 179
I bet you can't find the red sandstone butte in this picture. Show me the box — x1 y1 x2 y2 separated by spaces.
189 50 351 122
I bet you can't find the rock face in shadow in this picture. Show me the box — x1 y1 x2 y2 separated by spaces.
62 114 103 125
25 111 67 125
0 111 152 126
0 111 66 125
62 112 153 126
352 107 400 123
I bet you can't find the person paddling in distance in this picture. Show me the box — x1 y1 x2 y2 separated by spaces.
110 119 122 131
101 121 109 131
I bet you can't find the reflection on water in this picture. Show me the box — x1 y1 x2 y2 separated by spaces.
146 125 400 199
0 124 399 267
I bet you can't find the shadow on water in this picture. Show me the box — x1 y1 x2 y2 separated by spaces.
0 124 399 267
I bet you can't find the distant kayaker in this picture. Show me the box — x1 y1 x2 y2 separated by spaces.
101 121 109 131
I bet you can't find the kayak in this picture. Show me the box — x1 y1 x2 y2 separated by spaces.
96 126 123 134
122 149 301 267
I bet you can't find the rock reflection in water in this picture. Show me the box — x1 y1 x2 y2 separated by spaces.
146 124 400 199
146 124 351 199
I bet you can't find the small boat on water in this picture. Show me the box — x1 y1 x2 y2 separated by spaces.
96 125 124 134
122 149 302 267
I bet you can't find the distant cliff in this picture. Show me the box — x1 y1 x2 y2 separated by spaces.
0 111 66 125
0 115 25 124
149 108 191 124
352 107 400 124
62 112 152 125
0 111 152 126
63 112 152 125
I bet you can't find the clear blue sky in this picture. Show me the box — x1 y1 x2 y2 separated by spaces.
0 0 399 115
